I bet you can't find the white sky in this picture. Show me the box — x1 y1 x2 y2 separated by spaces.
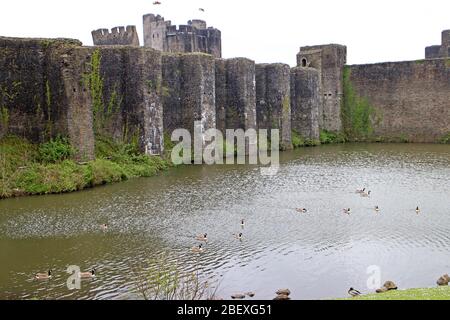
1 0 448 66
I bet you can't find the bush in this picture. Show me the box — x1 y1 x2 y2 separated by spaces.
38 136 75 163
320 130 347 144
292 131 320 148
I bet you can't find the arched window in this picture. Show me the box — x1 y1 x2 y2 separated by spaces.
301 58 307 67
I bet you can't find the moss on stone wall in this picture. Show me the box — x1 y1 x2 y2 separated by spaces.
342 67 379 141
86 49 104 132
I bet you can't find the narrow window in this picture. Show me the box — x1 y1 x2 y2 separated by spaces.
301 58 307 67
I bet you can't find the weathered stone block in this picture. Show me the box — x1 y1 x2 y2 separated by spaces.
215 58 256 132
162 53 216 143
0 37 95 160
256 63 292 150
297 44 347 132
347 59 450 143
290 67 320 142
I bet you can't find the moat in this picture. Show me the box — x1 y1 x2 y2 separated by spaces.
0 143 449 300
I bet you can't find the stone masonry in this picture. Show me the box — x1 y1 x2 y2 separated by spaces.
297 44 347 133
290 67 321 142
92 26 140 46
256 63 292 150
143 14 221 58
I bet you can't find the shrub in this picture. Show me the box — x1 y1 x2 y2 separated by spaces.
38 136 75 163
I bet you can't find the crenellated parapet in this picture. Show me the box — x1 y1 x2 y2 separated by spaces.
92 25 140 46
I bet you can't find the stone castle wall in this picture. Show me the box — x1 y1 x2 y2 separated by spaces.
0 37 164 159
256 63 292 150
347 59 450 143
297 44 347 133
92 26 140 46
290 67 320 142
1 31 450 163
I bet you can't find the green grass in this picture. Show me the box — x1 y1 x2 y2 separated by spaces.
0 135 171 199
341 287 450 300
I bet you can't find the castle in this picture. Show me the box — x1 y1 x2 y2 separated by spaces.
92 14 222 58
1 15 449 161
425 30 450 59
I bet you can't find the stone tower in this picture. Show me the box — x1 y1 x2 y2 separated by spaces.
143 14 222 58
297 44 347 133
425 30 450 59
91 26 140 46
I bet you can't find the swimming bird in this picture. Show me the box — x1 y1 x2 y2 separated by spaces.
343 208 351 215
234 233 243 240
296 208 308 213
231 293 246 299
199 8 205 12
348 288 362 297
241 219 245 228
276 289 291 296
196 233 208 242
191 244 204 253
79 269 96 279
35 270 52 280
416 206 420 214
153 1 161 5
101 224 108 231
361 191 371 198
246 292 255 298
375 206 380 213
356 188 366 194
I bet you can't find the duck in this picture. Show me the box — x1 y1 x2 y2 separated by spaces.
35 270 52 280
343 208 351 215
356 188 366 194
416 206 420 214
101 224 108 231
79 269 96 279
348 287 362 297
196 233 208 242
241 219 245 227
375 206 380 212
245 292 255 298
191 244 204 253
276 289 291 296
361 191 372 198
296 208 308 214
231 293 246 300
234 233 243 240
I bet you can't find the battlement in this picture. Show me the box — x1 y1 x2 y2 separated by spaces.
189 20 207 29
92 25 140 46
425 29 449 59
143 13 221 58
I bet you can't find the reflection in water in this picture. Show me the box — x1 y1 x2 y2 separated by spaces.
0 144 449 300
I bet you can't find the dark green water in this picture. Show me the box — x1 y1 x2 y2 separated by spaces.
0 143 449 300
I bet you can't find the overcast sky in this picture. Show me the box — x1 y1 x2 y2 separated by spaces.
1 0 448 66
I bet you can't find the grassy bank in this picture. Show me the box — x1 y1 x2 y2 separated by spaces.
0 135 171 199
342 286 450 300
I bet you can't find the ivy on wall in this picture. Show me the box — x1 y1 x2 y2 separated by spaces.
341 67 380 140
